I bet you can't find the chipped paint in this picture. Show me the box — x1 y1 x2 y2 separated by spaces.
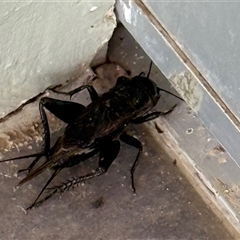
120 0 138 27
121 1 132 24
218 158 227 164
186 128 194 135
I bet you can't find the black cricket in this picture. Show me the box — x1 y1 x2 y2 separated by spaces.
1 62 182 210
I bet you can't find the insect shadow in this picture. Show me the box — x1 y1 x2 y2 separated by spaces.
1 61 183 210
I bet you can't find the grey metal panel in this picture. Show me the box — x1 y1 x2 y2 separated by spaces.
115 0 240 167
115 0 240 233
143 2 240 121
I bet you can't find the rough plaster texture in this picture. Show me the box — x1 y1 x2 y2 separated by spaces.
0 1 116 118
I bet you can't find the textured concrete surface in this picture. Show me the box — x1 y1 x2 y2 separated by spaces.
0 124 232 239
0 24 233 239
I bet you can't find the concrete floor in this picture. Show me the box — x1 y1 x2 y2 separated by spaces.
0 24 233 239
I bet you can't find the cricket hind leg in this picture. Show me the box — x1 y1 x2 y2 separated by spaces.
0 151 44 175
40 97 86 124
46 141 120 197
26 148 99 209
0 100 64 173
1 86 98 179
1 100 87 175
39 84 98 156
120 132 143 193
17 154 42 175
23 148 99 210
17 85 98 162
49 84 98 102
26 168 61 210
39 98 88 159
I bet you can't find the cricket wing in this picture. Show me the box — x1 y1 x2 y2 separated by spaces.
17 159 53 186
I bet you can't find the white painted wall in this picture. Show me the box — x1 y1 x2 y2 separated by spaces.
0 1 116 118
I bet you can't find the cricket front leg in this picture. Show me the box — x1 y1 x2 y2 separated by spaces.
132 105 177 124
120 132 143 193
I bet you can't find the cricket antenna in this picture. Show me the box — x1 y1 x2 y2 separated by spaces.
140 60 184 101
147 61 153 79
157 87 184 101
146 60 183 101
138 60 153 78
